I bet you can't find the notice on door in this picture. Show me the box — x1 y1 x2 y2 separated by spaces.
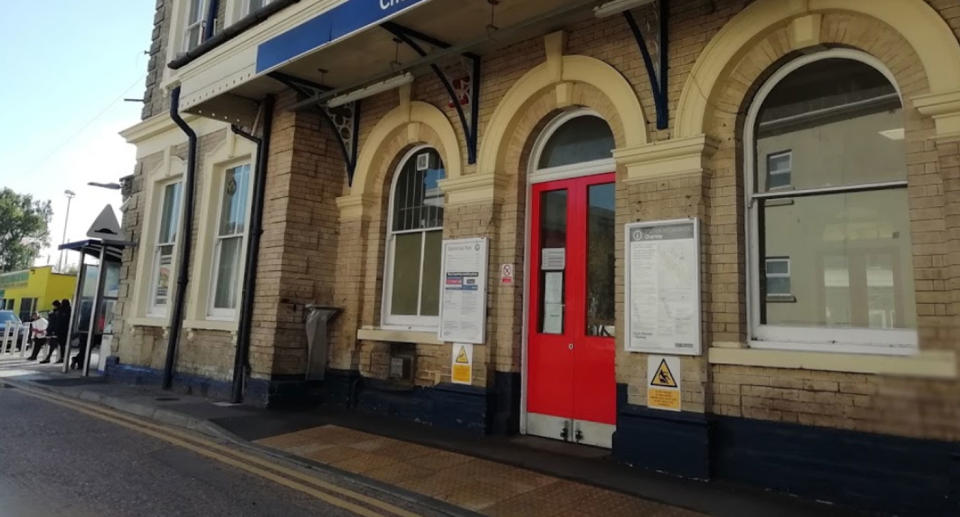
647 355 681 411
439 238 488 344
625 219 701 355
451 343 473 385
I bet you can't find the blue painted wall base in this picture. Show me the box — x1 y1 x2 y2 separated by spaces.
103 357 317 407
319 369 520 435
612 383 712 479
712 415 960 515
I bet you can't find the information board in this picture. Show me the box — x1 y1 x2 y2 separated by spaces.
625 219 701 355
438 238 488 344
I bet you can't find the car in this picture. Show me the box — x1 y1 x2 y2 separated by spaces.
0 310 28 351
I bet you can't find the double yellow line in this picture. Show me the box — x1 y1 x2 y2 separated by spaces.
8 382 421 517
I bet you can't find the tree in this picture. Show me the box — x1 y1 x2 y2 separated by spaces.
0 188 52 272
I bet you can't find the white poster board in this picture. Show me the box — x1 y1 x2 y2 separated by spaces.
625 219 701 355
438 238 488 344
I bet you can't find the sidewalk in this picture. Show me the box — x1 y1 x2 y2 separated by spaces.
0 357 859 517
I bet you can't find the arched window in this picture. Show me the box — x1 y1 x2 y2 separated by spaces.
532 109 615 180
383 147 445 328
745 49 916 353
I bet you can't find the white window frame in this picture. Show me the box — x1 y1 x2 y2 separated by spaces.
243 0 272 16
529 108 616 184
182 0 208 53
381 145 445 330
148 180 183 318
764 257 793 299
765 150 792 190
743 48 917 355
207 164 253 320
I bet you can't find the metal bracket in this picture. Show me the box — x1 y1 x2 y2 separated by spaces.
381 22 481 164
623 0 669 129
268 72 362 185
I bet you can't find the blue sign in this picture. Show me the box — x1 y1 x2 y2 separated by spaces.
257 0 429 73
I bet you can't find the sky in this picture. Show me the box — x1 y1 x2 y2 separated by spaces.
0 1 155 270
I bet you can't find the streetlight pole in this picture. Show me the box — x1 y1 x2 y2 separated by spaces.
57 190 76 272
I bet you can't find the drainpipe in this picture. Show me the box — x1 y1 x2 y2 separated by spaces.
229 95 274 403
164 86 198 390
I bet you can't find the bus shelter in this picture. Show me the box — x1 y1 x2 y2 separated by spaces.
57 239 127 376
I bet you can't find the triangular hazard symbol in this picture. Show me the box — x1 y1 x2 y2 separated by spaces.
650 359 678 388
454 346 469 364
86 205 125 241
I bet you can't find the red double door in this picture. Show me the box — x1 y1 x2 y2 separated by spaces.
526 173 616 448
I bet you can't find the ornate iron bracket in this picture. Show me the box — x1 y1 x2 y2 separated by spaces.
623 0 669 129
381 22 481 164
268 71 362 185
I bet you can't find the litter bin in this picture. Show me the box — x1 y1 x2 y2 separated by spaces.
304 305 341 381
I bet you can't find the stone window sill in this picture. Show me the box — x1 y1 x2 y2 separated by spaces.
708 346 957 379
357 327 443 345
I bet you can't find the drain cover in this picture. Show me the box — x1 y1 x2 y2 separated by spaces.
155 396 180 402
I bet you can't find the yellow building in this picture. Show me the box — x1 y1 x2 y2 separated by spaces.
0 266 77 320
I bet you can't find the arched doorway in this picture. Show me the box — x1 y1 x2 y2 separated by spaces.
524 109 617 448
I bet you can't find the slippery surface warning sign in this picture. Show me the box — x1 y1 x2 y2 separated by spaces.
647 356 681 411
451 343 473 385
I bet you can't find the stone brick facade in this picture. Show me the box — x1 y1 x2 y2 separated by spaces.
116 0 960 511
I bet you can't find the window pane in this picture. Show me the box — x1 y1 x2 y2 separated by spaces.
393 150 445 232
765 259 789 275
159 182 182 244
756 59 904 192
419 231 442 316
390 233 422 316
766 277 791 296
154 247 174 307
586 183 615 337
538 115 614 169
538 189 567 334
761 189 915 329
213 237 243 310
218 165 250 236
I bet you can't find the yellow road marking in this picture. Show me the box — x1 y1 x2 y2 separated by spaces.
9 383 422 517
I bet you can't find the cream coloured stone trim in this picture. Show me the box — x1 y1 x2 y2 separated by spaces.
351 100 462 198
438 174 505 206
615 134 719 183
127 316 168 328
914 89 960 140
357 327 444 345
675 0 960 139
708 347 957 379
335 194 378 220
183 319 238 332
477 31 647 176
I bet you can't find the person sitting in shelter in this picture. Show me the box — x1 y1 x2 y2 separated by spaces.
26 312 48 361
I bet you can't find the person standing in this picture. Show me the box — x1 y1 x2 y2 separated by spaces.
26 312 48 361
39 300 70 364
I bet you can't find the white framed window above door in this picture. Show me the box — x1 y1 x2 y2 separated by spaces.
381 146 446 330
208 163 252 320
148 180 182 317
744 48 917 355
529 108 616 184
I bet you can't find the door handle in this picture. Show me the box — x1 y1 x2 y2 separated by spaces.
568 343 574 350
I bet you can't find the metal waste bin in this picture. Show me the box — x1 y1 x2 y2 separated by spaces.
304 305 341 381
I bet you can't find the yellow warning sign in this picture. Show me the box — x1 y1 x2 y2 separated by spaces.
650 359 678 388
451 343 473 385
646 356 681 412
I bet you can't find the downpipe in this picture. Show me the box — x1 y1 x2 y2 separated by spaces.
229 95 275 404
163 86 198 390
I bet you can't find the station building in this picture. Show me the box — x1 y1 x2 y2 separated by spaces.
115 0 960 512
